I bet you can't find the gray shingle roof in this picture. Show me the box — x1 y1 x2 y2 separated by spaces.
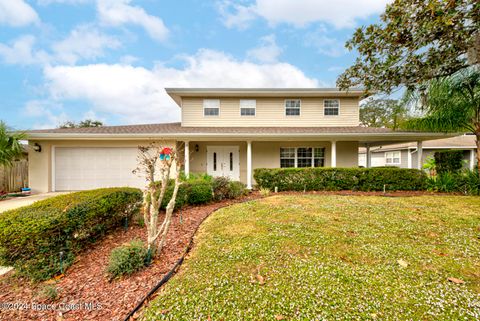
27 122 395 135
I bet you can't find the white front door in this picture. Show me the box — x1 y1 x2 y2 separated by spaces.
207 146 240 181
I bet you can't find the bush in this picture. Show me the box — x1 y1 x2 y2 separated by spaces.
434 150 464 174
428 170 480 195
212 177 231 201
259 187 271 197
160 178 213 209
0 188 142 281
228 181 246 199
253 167 427 192
187 181 213 204
106 240 148 279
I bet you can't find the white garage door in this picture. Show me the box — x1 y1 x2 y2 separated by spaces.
54 147 145 191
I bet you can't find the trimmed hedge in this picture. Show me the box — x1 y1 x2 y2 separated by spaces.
0 188 142 281
254 167 427 191
160 179 213 209
434 150 464 174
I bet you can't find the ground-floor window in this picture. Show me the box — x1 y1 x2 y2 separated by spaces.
385 151 401 165
280 147 325 168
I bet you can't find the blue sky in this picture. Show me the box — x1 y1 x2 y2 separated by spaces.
0 0 390 129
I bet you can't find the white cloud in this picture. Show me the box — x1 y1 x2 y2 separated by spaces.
0 0 40 27
304 28 347 57
37 0 90 4
42 49 319 124
52 25 121 64
247 34 282 63
24 100 69 129
0 35 50 65
220 0 390 29
97 0 169 42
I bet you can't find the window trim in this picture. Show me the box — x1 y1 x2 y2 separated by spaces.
323 99 340 116
385 151 401 165
280 147 325 168
239 99 256 117
284 99 301 117
203 99 220 117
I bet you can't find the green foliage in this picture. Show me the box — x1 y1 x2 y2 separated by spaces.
360 99 411 129
106 240 148 279
227 181 246 199
434 150 464 174
212 177 231 201
427 170 480 195
0 120 26 167
337 0 480 93
38 284 59 301
187 181 213 205
59 119 104 128
253 167 427 192
0 188 142 281
259 187 271 197
212 177 246 201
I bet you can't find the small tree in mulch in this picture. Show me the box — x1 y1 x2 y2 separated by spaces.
133 143 183 258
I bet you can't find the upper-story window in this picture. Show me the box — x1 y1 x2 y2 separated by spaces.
385 151 401 165
203 99 220 116
240 99 256 116
285 99 301 116
324 99 339 116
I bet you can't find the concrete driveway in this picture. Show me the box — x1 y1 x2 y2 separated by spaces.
0 192 69 213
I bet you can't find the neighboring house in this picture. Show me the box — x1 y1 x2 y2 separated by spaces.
359 135 477 170
27 88 455 193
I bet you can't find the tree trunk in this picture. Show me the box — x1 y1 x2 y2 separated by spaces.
467 32 480 65
476 131 480 174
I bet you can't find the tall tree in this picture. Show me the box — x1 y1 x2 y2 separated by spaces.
337 0 480 94
0 121 26 167
403 68 480 171
59 119 104 128
360 99 410 129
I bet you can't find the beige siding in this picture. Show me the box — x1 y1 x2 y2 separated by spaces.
28 140 175 193
181 97 360 127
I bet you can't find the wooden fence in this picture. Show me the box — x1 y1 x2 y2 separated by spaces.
1 160 28 192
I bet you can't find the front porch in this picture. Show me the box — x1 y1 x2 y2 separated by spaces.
180 140 427 189
183 141 359 189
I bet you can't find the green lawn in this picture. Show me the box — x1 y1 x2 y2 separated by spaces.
142 195 480 320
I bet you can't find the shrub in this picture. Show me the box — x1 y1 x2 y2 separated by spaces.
0 188 142 281
212 177 231 201
253 167 427 192
428 170 480 195
38 284 59 301
434 150 464 174
106 240 148 279
228 181 246 199
187 181 213 204
259 187 271 197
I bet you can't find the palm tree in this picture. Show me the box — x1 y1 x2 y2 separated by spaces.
403 68 480 172
0 121 26 167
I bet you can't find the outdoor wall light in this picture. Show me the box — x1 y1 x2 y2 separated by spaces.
33 143 42 152
195 144 199 152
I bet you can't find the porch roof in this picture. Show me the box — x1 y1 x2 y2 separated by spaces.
27 122 459 144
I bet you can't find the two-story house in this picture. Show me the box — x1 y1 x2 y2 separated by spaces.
27 88 454 193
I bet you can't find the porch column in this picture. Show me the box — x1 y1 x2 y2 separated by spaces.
184 141 190 178
470 149 476 171
247 141 252 189
407 148 413 169
416 141 423 170
366 144 371 168
331 141 337 168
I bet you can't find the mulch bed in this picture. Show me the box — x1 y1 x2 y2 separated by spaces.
0 193 260 321
0 189 459 321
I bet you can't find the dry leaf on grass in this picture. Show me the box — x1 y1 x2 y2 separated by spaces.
256 274 265 285
275 315 286 320
447 277 465 284
397 259 408 267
